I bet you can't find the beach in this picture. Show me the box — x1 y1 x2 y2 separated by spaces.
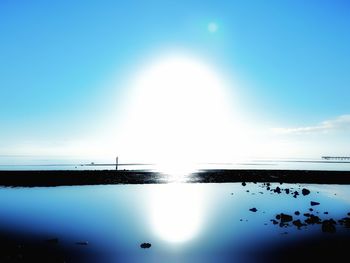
0 169 350 187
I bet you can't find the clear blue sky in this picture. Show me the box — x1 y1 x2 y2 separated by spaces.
1 0 349 159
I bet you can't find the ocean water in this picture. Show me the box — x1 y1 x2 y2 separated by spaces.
0 182 349 262
1 156 350 171
0 156 350 262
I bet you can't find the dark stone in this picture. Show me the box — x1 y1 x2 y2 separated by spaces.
302 188 311 196
311 201 320 206
271 219 278 225
274 187 281 194
338 217 350 228
305 214 321 225
242 182 246 186
295 211 300 216
277 213 293 224
249 208 258 212
293 219 306 228
140 243 151 249
322 220 336 233
324 212 329 214
285 189 290 194
309 208 313 212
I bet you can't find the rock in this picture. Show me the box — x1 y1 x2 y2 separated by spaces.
338 217 350 228
305 214 321 225
295 211 300 216
324 212 329 214
274 187 281 194
249 208 258 212
311 201 320 206
140 243 151 249
276 213 293 224
293 191 299 198
293 219 306 229
242 182 246 186
309 208 313 212
285 189 290 194
322 219 336 233
302 188 310 196
271 219 279 225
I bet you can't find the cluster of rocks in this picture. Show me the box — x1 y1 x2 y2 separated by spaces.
270 204 350 234
261 183 311 198
240 182 312 199
240 181 350 235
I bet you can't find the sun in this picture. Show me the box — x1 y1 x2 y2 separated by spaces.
115 52 245 173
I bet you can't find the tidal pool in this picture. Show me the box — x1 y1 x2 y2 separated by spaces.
0 182 349 262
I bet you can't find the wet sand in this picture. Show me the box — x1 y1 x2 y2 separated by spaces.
0 169 350 187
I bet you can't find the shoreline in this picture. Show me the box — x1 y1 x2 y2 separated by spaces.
0 169 350 187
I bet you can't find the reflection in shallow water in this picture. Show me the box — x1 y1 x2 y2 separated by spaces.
148 183 205 243
0 182 349 262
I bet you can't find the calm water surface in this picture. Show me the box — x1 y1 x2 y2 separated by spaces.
0 182 350 262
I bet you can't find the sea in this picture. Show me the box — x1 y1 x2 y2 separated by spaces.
0 156 349 262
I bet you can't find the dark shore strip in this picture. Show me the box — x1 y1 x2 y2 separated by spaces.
0 169 350 187
191 169 350 185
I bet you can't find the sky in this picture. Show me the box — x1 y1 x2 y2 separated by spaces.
0 0 349 163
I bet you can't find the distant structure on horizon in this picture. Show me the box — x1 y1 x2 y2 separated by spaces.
322 156 350 160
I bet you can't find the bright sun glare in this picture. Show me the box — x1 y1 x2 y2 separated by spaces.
149 184 205 243
116 53 246 174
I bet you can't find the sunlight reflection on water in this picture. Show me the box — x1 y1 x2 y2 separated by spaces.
148 183 206 243
0 183 349 262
